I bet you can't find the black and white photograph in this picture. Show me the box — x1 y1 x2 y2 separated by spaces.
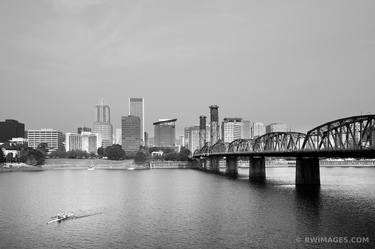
0 0 374 248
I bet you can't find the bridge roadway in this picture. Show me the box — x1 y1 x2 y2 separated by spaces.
193 114 375 185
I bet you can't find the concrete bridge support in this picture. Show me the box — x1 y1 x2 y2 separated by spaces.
199 158 207 170
225 156 238 178
209 157 220 173
249 157 266 182
295 157 320 185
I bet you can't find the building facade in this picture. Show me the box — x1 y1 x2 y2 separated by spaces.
121 115 141 154
187 126 200 153
0 119 25 142
241 120 251 139
129 98 144 144
154 119 176 147
266 123 290 133
65 132 99 153
93 102 113 148
78 126 91 134
27 129 64 151
251 122 266 138
222 118 243 143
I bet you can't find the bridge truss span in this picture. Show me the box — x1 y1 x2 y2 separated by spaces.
302 115 375 151
253 132 307 153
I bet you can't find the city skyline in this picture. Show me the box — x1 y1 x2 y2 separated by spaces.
0 1 374 136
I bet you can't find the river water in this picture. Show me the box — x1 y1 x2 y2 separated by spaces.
0 159 374 249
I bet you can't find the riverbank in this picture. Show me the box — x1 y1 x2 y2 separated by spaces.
0 163 43 172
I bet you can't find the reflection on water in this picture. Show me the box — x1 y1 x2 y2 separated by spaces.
0 163 374 249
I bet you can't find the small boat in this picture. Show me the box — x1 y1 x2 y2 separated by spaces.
127 167 135 170
47 212 74 224
88 162 95 170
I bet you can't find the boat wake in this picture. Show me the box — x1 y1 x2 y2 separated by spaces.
47 210 103 224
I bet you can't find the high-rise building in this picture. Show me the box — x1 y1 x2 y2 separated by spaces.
27 129 64 151
114 128 122 145
199 116 207 149
77 126 91 134
222 118 243 143
209 105 220 145
251 122 266 138
185 126 200 153
93 101 113 148
0 119 25 142
65 132 99 153
153 119 176 147
129 98 144 144
122 115 141 154
241 120 251 139
266 123 290 133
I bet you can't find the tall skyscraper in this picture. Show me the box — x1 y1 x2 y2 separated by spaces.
0 119 25 142
93 101 113 148
27 129 64 151
153 119 176 147
199 116 207 149
209 105 220 145
122 115 141 154
129 98 144 144
222 118 243 143
185 126 200 153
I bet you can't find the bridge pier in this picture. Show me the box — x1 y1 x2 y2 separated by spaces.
249 157 265 182
225 156 238 178
209 157 220 173
199 158 207 170
295 157 320 185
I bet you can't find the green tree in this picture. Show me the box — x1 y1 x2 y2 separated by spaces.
104 145 125 160
20 147 45 166
134 150 148 164
178 147 191 161
37 142 49 154
5 153 13 163
97 147 105 157
0 149 5 163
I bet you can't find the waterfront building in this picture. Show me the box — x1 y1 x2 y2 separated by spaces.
65 132 99 153
77 126 91 134
144 132 149 147
241 120 252 139
222 118 243 143
129 98 144 144
188 126 200 153
0 119 25 143
122 115 141 154
209 105 220 145
251 122 266 138
266 123 290 133
27 129 64 151
153 119 176 147
115 128 122 145
92 101 113 148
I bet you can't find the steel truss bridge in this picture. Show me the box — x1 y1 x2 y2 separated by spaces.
193 115 375 185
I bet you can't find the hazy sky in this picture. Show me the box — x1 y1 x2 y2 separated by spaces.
0 0 374 136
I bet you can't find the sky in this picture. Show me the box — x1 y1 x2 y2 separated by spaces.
0 0 374 136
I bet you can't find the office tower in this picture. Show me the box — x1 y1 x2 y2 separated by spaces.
184 127 190 147
153 119 177 147
266 123 290 133
114 128 122 145
129 98 144 144
77 126 91 134
241 120 251 139
93 101 113 148
222 118 243 143
122 116 141 154
251 122 266 138
144 132 149 147
27 129 64 151
209 105 219 145
199 116 207 149
66 132 99 153
186 126 200 153
0 119 25 142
